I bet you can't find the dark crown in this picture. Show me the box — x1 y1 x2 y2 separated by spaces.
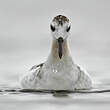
53 15 69 26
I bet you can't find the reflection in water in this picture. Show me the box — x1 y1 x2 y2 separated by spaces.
0 84 110 110
1 83 110 95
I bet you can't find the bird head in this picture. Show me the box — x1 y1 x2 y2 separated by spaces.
50 15 71 59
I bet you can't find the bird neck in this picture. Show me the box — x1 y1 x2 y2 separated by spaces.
48 39 70 63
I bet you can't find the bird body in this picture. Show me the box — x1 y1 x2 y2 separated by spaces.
21 15 92 90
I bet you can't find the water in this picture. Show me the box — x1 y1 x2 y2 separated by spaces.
0 0 110 109
0 85 110 110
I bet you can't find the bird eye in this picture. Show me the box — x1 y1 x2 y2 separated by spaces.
50 25 55 32
66 26 71 32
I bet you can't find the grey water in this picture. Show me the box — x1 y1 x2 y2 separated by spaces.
0 0 110 110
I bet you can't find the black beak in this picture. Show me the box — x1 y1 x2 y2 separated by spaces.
57 37 64 59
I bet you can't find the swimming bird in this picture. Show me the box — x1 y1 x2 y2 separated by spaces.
21 15 92 90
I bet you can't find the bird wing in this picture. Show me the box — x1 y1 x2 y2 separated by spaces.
29 63 44 71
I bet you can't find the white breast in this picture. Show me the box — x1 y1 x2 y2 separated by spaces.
21 54 92 90
35 55 80 90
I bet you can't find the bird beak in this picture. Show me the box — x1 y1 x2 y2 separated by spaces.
57 37 64 59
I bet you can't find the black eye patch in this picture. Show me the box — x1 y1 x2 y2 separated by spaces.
50 25 55 32
66 26 71 32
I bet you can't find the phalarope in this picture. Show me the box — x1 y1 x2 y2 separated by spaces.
21 15 92 90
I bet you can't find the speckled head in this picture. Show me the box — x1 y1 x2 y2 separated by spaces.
53 15 69 26
50 15 71 40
